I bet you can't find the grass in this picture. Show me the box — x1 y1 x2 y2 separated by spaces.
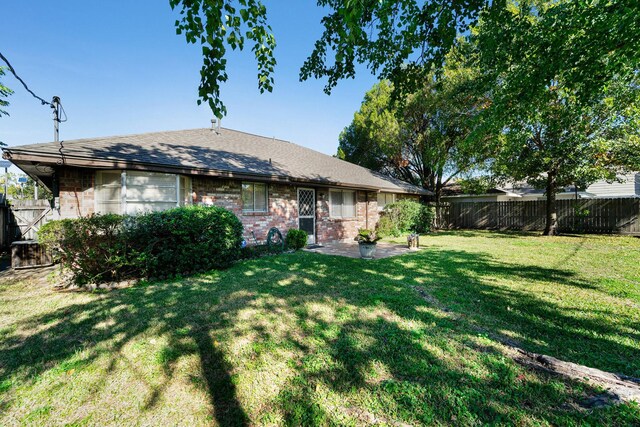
0 230 638 425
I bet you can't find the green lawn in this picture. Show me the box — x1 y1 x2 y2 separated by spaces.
1 231 639 425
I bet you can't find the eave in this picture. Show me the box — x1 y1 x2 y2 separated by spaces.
2 149 432 196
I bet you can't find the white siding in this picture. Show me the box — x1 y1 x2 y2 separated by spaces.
586 173 639 198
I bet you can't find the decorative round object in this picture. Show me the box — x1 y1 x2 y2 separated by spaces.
266 227 284 251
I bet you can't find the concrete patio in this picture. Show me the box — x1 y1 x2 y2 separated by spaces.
303 241 421 259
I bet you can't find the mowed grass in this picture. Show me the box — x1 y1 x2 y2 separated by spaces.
0 231 639 426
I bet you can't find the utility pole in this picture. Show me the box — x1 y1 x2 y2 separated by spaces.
52 96 61 144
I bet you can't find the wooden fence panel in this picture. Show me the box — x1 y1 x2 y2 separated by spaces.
437 198 639 234
8 200 53 241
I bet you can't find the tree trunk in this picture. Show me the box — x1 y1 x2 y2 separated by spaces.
544 172 558 236
434 182 443 229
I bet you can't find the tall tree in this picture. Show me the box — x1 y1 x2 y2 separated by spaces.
472 1 640 235
174 0 637 118
338 55 489 207
3 2 638 119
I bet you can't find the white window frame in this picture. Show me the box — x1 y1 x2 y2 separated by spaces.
377 192 396 210
95 170 192 215
242 182 268 214
329 189 356 219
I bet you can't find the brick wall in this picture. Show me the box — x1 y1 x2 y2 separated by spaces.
58 168 95 218
192 177 299 242
315 189 379 242
57 169 414 243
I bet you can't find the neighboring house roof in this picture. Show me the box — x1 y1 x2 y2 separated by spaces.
3 128 430 195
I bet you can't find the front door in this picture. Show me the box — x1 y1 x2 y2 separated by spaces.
297 188 316 245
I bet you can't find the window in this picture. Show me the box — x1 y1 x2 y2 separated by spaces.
242 182 268 213
377 192 395 210
95 170 191 215
95 171 123 214
329 189 356 218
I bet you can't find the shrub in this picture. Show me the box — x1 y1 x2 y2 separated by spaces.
354 228 381 244
286 229 308 250
38 205 243 285
125 205 243 278
376 199 435 237
38 214 133 285
415 205 435 234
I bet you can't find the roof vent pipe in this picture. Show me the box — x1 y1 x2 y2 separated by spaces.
211 118 221 134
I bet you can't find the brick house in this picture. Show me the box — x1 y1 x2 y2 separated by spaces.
3 128 430 244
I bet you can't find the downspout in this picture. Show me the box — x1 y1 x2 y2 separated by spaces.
365 192 369 230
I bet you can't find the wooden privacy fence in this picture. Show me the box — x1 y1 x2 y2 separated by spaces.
437 198 640 234
7 199 53 242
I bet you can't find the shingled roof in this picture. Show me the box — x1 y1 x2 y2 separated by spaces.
3 128 430 195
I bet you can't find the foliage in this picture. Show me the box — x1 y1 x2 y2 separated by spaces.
1 173 52 201
354 228 381 244
239 242 284 259
168 0 639 118
468 0 640 235
125 205 243 278
376 199 434 237
474 0 640 110
38 214 132 285
0 66 11 118
38 206 243 285
300 0 487 97
170 0 276 118
457 176 498 195
338 52 491 203
285 229 308 250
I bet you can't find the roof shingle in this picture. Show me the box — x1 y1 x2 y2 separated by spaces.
4 128 430 194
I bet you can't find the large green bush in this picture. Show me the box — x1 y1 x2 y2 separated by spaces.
125 205 243 277
286 229 308 250
38 205 243 285
38 214 133 285
376 199 435 237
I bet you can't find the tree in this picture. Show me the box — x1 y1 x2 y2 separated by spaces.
0 173 52 201
470 0 640 235
173 0 638 118
0 66 11 118
338 54 490 208
3 2 638 119
169 0 276 118
489 82 639 235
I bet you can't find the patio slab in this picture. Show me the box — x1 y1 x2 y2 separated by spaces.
303 241 420 259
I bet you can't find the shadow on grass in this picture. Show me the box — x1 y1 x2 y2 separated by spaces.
1 247 638 424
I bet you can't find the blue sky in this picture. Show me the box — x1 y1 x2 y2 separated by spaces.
1 1 378 157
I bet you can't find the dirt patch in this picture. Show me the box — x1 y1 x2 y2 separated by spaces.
0 264 56 285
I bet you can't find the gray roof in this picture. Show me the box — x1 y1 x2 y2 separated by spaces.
4 128 429 194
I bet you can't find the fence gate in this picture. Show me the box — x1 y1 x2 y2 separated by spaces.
8 200 52 242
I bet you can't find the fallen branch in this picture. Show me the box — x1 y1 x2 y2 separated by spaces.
410 285 640 406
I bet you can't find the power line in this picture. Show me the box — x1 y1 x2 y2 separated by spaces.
0 51 51 106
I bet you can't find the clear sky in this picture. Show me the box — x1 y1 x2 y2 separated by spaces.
1 1 378 157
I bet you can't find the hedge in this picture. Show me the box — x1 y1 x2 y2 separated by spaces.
38 205 243 285
376 199 435 237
